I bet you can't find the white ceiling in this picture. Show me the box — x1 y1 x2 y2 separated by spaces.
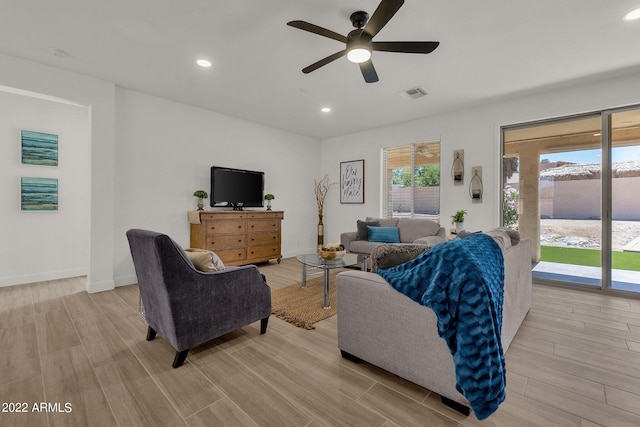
2 0 640 139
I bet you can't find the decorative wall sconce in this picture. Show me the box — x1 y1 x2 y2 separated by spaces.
469 166 483 202
451 150 464 185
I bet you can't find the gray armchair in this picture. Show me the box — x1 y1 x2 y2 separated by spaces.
126 229 271 368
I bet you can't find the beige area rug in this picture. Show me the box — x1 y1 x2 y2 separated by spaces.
271 272 340 330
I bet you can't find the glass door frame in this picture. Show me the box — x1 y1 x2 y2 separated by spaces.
501 104 640 297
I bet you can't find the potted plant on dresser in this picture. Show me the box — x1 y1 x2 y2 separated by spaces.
264 193 275 211
193 190 208 211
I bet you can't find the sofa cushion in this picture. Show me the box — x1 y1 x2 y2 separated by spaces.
184 248 225 272
356 219 379 240
368 226 400 243
367 217 399 228
397 218 442 243
349 240 381 255
413 235 446 248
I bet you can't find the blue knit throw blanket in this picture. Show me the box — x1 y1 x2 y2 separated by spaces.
377 233 506 420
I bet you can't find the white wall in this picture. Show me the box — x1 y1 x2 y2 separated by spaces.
0 53 320 291
113 89 321 285
0 91 90 286
0 53 115 293
320 71 640 243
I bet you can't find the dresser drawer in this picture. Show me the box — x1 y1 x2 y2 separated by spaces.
248 245 279 260
248 232 279 246
246 212 284 220
206 235 246 250
200 213 247 221
205 220 246 235
216 248 247 263
248 220 281 232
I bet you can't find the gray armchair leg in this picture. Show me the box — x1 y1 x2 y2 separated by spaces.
173 350 189 368
260 317 269 334
146 326 156 341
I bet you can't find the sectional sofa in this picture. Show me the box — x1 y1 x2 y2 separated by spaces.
336 228 532 418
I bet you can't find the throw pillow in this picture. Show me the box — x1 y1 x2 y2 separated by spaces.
357 219 379 240
184 248 226 272
210 251 225 270
367 226 400 243
370 244 430 272
497 227 520 245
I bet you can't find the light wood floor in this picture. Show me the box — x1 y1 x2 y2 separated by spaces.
1 258 640 426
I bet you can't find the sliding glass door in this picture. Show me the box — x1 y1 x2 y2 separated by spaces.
608 108 640 292
502 106 640 294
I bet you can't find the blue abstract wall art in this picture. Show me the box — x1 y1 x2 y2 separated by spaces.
21 177 58 211
21 130 58 166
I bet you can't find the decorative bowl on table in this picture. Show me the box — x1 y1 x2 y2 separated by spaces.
319 249 346 260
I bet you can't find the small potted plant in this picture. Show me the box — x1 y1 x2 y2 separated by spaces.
451 209 467 231
193 190 208 211
264 193 275 211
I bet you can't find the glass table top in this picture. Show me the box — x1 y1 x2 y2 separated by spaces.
296 253 368 269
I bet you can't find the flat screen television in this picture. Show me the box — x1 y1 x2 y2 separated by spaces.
210 166 264 210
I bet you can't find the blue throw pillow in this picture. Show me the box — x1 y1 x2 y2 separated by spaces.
368 226 400 243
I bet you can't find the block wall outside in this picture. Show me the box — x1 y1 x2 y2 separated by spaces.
513 176 640 220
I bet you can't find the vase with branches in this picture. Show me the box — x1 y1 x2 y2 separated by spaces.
314 174 335 251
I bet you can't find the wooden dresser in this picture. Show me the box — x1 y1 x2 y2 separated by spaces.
189 210 283 266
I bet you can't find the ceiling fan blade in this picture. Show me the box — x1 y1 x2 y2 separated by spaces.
287 20 348 43
363 0 405 38
302 50 347 74
359 61 379 83
372 41 439 54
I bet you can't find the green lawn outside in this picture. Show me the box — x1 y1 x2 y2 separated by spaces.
540 246 640 271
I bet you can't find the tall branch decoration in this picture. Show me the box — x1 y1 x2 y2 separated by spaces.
314 174 335 251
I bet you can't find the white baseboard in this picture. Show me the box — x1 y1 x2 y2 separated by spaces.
86 279 115 294
0 268 87 288
114 275 137 288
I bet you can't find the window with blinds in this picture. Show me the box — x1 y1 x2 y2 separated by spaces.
381 141 441 220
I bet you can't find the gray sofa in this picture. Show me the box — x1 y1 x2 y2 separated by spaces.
340 217 446 255
336 229 532 416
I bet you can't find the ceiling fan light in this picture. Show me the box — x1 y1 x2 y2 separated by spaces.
347 48 371 63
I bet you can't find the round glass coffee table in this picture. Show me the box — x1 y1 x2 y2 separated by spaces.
295 253 369 309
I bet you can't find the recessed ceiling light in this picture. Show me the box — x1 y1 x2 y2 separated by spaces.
321 107 331 113
624 7 640 20
196 59 212 68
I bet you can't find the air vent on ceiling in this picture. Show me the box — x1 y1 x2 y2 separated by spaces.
398 86 428 100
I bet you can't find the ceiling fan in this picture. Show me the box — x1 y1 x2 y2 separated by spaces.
287 0 439 83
